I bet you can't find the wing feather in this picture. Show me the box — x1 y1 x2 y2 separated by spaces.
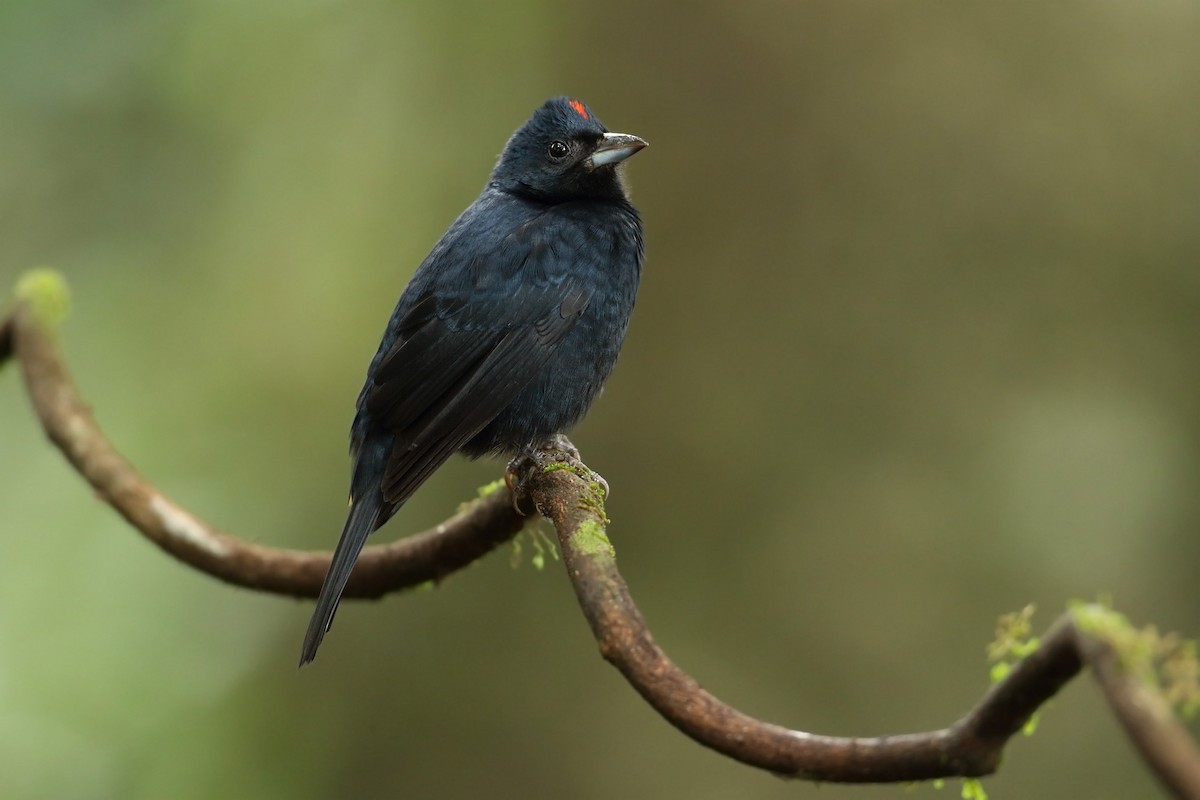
362 275 592 508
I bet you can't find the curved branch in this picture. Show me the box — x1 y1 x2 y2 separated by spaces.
2 281 528 599
522 466 1200 793
7 273 1200 794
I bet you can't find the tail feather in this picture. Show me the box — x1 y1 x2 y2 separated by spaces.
298 494 382 666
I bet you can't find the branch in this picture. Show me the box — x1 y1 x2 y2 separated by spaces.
520 465 1200 794
6 270 1200 795
2 270 528 598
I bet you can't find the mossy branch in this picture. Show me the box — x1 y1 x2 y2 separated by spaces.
521 464 1200 794
4 270 1199 796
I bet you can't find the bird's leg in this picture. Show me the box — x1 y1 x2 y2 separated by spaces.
535 434 610 498
504 434 609 515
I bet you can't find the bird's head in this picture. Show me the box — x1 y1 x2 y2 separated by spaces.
491 97 647 203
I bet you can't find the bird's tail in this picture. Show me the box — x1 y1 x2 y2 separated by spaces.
298 492 382 666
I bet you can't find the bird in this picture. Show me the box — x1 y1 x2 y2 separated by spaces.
299 97 647 665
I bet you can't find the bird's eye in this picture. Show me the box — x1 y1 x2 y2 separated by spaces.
547 140 570 159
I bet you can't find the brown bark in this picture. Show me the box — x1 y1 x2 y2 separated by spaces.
4 283 1199 796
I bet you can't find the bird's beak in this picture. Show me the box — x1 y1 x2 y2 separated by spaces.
587 132 648 168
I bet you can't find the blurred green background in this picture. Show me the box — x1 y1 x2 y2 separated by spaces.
2 1 1198 798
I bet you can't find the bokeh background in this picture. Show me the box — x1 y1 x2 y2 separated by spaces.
2 2 1198 798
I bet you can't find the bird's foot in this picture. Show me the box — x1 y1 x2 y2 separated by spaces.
504 434 608 515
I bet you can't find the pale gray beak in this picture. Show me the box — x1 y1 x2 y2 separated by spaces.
587 132 648 168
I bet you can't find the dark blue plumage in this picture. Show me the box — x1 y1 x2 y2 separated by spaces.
300 97 646 664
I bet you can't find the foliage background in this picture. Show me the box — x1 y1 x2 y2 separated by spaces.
2 2 1198 798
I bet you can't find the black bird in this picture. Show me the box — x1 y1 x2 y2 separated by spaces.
299 97 646 665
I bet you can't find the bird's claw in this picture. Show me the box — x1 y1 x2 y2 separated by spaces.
503 463 531 515
504 435 608 515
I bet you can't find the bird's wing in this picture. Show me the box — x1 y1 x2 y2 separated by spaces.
300 232 591 666
363 256 592 508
